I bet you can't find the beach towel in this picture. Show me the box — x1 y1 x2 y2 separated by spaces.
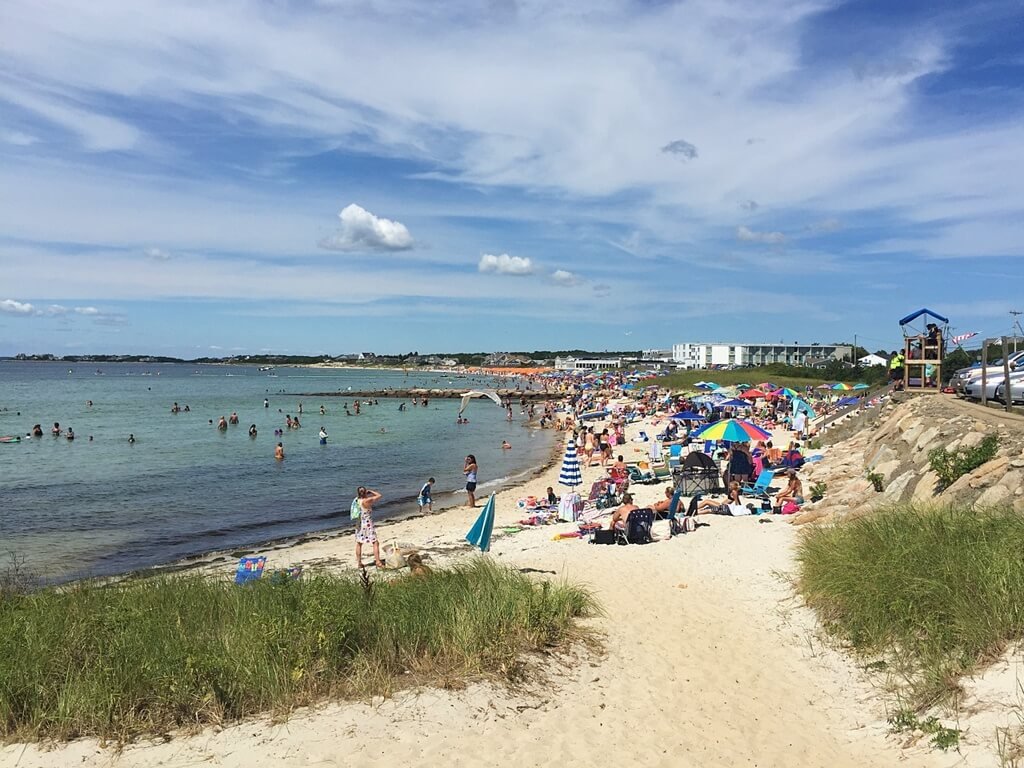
235 556 267 585
350 497 361 520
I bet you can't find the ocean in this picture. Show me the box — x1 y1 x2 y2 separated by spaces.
0 362 555 582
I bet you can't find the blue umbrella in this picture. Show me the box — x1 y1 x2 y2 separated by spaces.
466 493 496 552
670 410 705 421
558 439 583 488
792 398 817 419
852 383 870 390
715 398 753 408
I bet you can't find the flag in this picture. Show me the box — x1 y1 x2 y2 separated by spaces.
951 332 977 345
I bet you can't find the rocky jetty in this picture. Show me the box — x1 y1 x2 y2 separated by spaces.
792 395 1024 525
294 388 552 401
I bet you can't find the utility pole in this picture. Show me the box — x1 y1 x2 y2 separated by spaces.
1012 311 1023 353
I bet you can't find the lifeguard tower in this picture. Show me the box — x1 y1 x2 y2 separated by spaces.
898 308 948 392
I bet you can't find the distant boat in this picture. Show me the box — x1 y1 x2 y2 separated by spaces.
258 366 275 372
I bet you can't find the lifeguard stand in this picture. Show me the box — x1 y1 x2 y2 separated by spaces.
898 308 948 392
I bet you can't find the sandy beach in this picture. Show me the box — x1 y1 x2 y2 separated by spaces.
1 400 968 768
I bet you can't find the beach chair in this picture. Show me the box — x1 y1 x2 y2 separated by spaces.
651 463 672 483
235 556 267 585
616 508 654 545
627 465 655 484
741 470 777 499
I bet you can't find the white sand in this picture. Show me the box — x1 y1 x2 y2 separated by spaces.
1 413 962 768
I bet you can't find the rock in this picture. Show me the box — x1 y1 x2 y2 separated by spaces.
1011 459 1024 468
883 470 916 502
968 457 1010 489
914 426 940 453
901 422 925 448
912 471 940 503
874 460 902 483
977 484 1012 507
868 444 897 469
960 431 988 449
790 507 829 525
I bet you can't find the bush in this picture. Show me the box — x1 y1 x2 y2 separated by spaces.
928 434 999 487
797 505 1024 707
0 560 597 741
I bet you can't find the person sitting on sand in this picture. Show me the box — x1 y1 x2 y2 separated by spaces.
608 493 639 530
546 486 558 506
774 470 804 508
696 481 744 515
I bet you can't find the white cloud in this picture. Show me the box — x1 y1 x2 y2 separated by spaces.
551 269 579 285
2 131 38 146
478 253 534 276
319 204 414 252
0 299 36 315
74 306 100 315
736 225 785 244
145 247 173 261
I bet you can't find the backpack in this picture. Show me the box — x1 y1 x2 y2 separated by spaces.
350 497 362 521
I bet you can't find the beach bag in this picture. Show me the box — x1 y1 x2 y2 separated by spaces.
728 504 751 516
383 540 406 569
670 516 696 535
781 501 800 515
350 497 361 521
591 529 617 545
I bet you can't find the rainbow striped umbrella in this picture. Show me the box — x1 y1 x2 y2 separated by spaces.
852 383 870 390
771 387 800 399
690 419 772 442
831 382 853 391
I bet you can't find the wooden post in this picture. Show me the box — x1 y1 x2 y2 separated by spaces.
981 340 989 407
1003 336 1012 413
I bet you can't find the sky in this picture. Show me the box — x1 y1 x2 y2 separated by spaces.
2 0 1023 357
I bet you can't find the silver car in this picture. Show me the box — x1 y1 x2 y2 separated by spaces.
995 376 1024 405
964 369 1024 401
954 351 1024 397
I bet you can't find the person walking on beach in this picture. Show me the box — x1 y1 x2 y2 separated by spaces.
418 477 435 514
464 454 478 508
353 486 384 569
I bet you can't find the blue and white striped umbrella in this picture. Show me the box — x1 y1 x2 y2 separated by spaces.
558 439 583 488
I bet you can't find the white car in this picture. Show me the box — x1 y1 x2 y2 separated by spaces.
954 351 1024 397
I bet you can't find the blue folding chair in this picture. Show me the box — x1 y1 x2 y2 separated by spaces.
741 470 776 499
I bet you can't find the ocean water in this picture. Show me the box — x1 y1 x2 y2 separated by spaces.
0 362 555 582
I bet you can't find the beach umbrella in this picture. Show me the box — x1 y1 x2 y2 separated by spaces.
690 419 772 442
771 387 800 399
836 396 861 407
466 493 496 552
792 398 817 419
734 383 752 390
558 439 583 489
739 389 766 399
715 398 753 408
670 410 705 421
852 383 870 390
831 382 853 391
816 383 834 390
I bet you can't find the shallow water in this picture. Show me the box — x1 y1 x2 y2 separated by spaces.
0 362 554 581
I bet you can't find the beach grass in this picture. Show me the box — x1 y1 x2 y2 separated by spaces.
0 559 597 742
654 364 836 392
796 504 1024 707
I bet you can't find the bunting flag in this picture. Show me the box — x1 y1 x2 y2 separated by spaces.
951 332 977 345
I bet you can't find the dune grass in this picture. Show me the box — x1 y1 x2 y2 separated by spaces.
796 505 1024 707
654 364 833 392
0 560 597 742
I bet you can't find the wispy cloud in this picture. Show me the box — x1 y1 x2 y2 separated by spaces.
551 269 579 286
318 204 414 252
736 225 785 244
478 253 533 276
144 247 173 261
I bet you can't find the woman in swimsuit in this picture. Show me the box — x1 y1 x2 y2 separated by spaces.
464 454 478 508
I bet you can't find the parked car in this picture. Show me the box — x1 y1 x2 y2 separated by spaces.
952 350 1024 396
963 369 1024 401
995 377 1024 405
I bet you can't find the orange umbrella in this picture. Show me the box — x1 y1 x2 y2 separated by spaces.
740 389 766 399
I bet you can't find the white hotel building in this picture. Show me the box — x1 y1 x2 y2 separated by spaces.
671 342 853 369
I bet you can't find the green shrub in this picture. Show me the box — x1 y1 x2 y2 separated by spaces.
865 470 884 492
928 434 999 487
796 505 1024 707
0 560 597 742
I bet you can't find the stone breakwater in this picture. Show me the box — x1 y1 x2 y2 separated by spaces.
792 394 1024 525
294 389 554 401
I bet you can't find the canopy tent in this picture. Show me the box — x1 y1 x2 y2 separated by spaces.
899 308 949 326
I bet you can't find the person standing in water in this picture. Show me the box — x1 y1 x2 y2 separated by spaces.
464 454 478 508
274 442 285 460
319 426 328 445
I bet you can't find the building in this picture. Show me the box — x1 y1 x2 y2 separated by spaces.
554 356 624 371
858 353 888 367
670 342 853 369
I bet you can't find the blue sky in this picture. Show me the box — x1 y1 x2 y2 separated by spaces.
1 0 1023 357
